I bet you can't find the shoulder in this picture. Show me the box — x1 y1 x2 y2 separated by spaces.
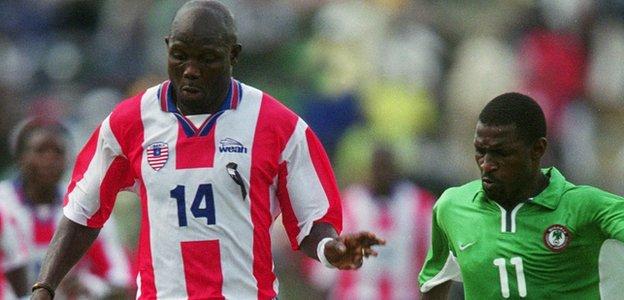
561 184 624 207
244 83 305 147
0 180 21 211
0 180 16 200
109 90 147 127
435 180 482 211
256 90 300 126
106 86 158 142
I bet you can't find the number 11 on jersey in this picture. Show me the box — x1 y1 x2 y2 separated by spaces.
170 184 216 226
493 257 527 298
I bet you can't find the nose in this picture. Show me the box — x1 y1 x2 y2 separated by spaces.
183 61 200 80
480 154 498 173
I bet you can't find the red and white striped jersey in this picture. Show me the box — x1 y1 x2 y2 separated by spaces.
0 179 132 298
307 182 434 300
62 79 342 299
0 195 29 300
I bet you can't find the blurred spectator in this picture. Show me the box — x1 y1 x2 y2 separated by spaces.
0 205 29 299
0 118 134 299
307 143 435 299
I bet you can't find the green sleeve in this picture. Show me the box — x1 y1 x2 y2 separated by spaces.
418 201 460 292
589 189 624 242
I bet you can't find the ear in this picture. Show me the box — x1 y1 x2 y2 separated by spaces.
531 137 547 161
230 44 242 65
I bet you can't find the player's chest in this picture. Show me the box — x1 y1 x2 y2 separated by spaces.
447 203 588 271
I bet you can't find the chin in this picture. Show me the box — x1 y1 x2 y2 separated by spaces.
484 189 503 202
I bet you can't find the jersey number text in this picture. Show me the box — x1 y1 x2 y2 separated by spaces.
170 184 216 226
493 257 527 298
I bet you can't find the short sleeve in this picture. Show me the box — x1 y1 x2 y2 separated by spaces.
419 202 461 293
591 190 624 242
63 116 136 228
276 120 342 249
0 213 28 271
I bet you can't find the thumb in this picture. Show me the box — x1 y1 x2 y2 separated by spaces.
335 241 347 254
326 239 347 257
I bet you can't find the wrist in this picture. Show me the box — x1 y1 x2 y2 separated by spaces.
316 237 336 269
32 282 55 299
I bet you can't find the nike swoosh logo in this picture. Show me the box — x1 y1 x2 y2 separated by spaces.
459 241 476 251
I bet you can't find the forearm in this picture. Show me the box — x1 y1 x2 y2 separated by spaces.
36 216 101 290
421 281 452 300
300 222 338 260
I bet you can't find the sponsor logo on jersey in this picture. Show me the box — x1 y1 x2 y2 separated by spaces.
458 241 476 251
146 142 169 171
219 138 248 154
543 224 571 252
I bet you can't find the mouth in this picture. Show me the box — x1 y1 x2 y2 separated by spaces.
481 177 496 190
181 85 203 96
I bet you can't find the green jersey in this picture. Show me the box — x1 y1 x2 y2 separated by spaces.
419 167 624 299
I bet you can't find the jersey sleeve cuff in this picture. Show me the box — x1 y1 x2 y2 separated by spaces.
63 205 102 228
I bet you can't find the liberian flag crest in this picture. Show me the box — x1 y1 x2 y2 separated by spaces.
146 142 169 171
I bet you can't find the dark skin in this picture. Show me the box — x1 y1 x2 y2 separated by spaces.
34 2 384 298
422 121 548 299
18 129 67 205
473 122 548 210
370 146 399 198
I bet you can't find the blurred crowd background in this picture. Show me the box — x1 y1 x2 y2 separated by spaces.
1 0 624 299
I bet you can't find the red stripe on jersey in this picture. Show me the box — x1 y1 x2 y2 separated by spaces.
64 125 101 206
86 156 134 227
276 162 300 249
33 218 55 245
250 94 299 299
175 125 216 169
415 189 434 272
335 191 357 299
107 93 156 297
109 92 146 174
159 81 171 111
181 240 224 299
138 181 157 298
305 128 342 233
85 239 111 278
379 273 393 300
230 80 239 109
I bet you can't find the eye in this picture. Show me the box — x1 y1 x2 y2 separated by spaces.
170 51 187 61
203 55 217 64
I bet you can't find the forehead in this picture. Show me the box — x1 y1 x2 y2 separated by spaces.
170 9 230 46
474 122 521 147
25 128 67 146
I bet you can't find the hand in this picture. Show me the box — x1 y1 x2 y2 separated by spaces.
324 231 385 270
31 288 53 300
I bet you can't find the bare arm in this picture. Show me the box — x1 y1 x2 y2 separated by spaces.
300 222 385 270
32 216 100 299
421 281 452 300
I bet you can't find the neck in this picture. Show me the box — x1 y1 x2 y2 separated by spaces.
175 80 231 115
23 181 57 205
498 170 548 210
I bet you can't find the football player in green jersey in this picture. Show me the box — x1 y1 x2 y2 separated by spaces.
419 92 624 299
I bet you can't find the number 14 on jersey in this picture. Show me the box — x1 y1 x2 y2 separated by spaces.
170 184 216 227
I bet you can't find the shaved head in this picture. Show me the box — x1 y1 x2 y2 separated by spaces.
165 0 242 115
171 0 237 44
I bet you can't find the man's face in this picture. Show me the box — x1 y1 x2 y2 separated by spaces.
474 122 536 202
166 14 240 112
371 147 398 196
19 129 67 188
